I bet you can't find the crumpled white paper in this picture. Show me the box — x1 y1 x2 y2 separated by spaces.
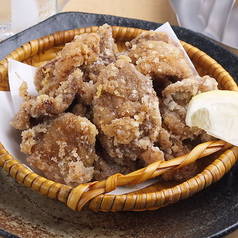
0 91 24 163
8 59 38 113
0 60 39 173
0 22 197 195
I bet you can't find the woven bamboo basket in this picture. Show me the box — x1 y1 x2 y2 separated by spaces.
1 26 238 212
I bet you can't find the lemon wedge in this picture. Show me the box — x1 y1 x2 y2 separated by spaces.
186 90 238 146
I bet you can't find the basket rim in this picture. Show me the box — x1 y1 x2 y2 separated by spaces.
0 25 238 212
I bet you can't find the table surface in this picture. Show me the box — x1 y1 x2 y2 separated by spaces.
62 0 178 25
62 1 238 238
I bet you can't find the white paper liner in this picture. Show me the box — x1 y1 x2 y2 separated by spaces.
8 59 38 113
0 91 24 162
0 23 197 196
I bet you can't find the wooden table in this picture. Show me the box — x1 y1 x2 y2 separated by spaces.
62 0 178 25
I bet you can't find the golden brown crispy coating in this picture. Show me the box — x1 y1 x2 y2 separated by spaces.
126 31 178 51
126 31 195 80
157 128 192 161
11 69 82 130
84 23 118 82
76 24 118 106
34 32 100 91
13 24 219 185
162 161 198 182
21 113 98 186
158 75 218 181
157 127 197 182
93 55 164 165
93 148 140 181
12 27 103 130
33 30 101 109
160 75 218 141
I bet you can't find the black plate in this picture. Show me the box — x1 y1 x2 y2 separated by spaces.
1 12 238 238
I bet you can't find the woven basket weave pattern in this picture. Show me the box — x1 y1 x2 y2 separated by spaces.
0 26 238 212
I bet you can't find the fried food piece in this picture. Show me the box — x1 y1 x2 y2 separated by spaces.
160 75 218 141
32 29 101 115
11 69 82 130
126 31 195 80
20 113 98 187
77 24 118 106
126 31 177 46
12 27 103 130
162 160 198 182
34 32 101 91
157 128 193 160
84 24 118 82
93 55 164 165
157 127 197 181
93 148 141 181
13 24 217 185
158 75 218 181
71 103 91 119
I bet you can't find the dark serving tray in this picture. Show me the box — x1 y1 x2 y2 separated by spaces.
1 12 238 238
